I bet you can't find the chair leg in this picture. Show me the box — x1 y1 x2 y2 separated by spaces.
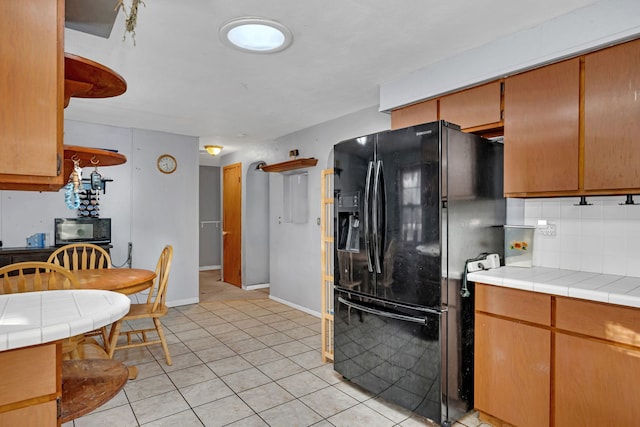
107 321 123 359
154 317 172 366
100 327 110 352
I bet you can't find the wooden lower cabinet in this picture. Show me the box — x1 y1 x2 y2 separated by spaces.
475 312 550 427
0 342 61 426
476 283 640 426
555 333 640 427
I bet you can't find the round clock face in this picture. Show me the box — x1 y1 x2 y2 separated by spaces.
157 154 177 174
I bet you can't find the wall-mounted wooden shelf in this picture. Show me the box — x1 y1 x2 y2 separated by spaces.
64 53 127 108
260 158 318 173
56 146 127 191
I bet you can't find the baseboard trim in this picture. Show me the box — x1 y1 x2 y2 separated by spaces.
268 295 321 318
167 297 200 307
244 283 270 291
199 265 221 271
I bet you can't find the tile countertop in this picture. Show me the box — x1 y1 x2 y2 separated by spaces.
468 266 640 309
0 289 130 351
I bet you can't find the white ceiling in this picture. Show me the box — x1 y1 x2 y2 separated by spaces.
64 0 599 152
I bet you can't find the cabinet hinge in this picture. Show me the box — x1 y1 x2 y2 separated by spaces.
57 396 62 419
57 154 62 176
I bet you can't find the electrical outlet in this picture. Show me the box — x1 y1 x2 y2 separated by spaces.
538 223 557 237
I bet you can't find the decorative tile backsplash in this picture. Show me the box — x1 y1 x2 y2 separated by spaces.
508 196 640 277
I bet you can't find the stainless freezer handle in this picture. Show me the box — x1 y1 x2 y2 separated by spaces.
338 296 434 324
364 161 374 272
372 160 383 273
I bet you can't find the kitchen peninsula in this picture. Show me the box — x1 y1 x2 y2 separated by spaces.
0 289 130 425
469 267 640 427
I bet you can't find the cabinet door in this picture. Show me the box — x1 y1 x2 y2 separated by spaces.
0 0 64 189
439 81 502 130
475 313 550 427
504 58 580 195
390 99 437 129
556 333 640 426
584 38 640 191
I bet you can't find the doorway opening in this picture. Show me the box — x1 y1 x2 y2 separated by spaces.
244 161 270 290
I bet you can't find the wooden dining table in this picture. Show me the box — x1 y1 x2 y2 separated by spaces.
72 268 156 295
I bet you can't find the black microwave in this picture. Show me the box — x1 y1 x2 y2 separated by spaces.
54 218 111 246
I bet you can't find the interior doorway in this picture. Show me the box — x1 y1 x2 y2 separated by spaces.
244 161 270 288
198 165 221 271
222 162 242 286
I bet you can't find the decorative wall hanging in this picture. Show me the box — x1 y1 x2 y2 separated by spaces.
116 0 145 45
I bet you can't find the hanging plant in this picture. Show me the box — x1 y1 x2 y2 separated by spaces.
116 0 145 45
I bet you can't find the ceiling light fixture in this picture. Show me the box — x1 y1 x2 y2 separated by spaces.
204 145 223 156
219 17 293 54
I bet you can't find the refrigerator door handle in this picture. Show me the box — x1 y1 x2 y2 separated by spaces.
364 161 374 272
338 296 431 324
373 160 383 273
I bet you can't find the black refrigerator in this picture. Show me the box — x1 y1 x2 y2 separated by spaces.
333 120 505 426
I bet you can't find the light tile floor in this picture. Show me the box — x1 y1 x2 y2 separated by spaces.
64 285 492 426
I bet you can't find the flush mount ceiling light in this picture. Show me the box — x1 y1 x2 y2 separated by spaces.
219 17 293 53
204 145 223 156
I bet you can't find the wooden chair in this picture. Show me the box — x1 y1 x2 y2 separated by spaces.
48 243 113 347
47 243 112 270
107 245 173 365
0 261 79 294
0 261 84 357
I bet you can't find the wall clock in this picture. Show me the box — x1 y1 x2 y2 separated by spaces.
157 154 177 174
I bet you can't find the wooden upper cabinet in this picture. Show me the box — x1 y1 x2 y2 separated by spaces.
439 81 502 131
0 0 64 190
503 58 580 195
584 38 640 191
390 99 437 130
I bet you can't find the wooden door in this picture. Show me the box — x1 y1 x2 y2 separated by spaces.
584 38 640 191
503 58 580 195
475 313 551 427
0 0 64 190
439 81 503 131
223 163 242 286
390 99 438 129
555 333 640 426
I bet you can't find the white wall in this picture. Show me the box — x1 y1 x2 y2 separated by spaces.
380 0 640 110
221 106 390 314
0 120 200 306
522 196 640 277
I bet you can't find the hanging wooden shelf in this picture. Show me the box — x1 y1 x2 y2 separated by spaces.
59 146 127 190
259 158 318 173
64 145 127 167
64 53 127 108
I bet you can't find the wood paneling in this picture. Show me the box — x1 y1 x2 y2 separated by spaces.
556 297 640 346
439 81 502 130
390 99 437 129
0 0 64 188
504 58 580 194
475 284 551 325
475 312 551 427
584 38 640 190
555 333 640 426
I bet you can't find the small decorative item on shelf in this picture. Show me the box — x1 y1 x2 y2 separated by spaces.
78 189 101 218
64 158 82 210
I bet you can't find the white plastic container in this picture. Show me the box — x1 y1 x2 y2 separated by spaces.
504 225 535 267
